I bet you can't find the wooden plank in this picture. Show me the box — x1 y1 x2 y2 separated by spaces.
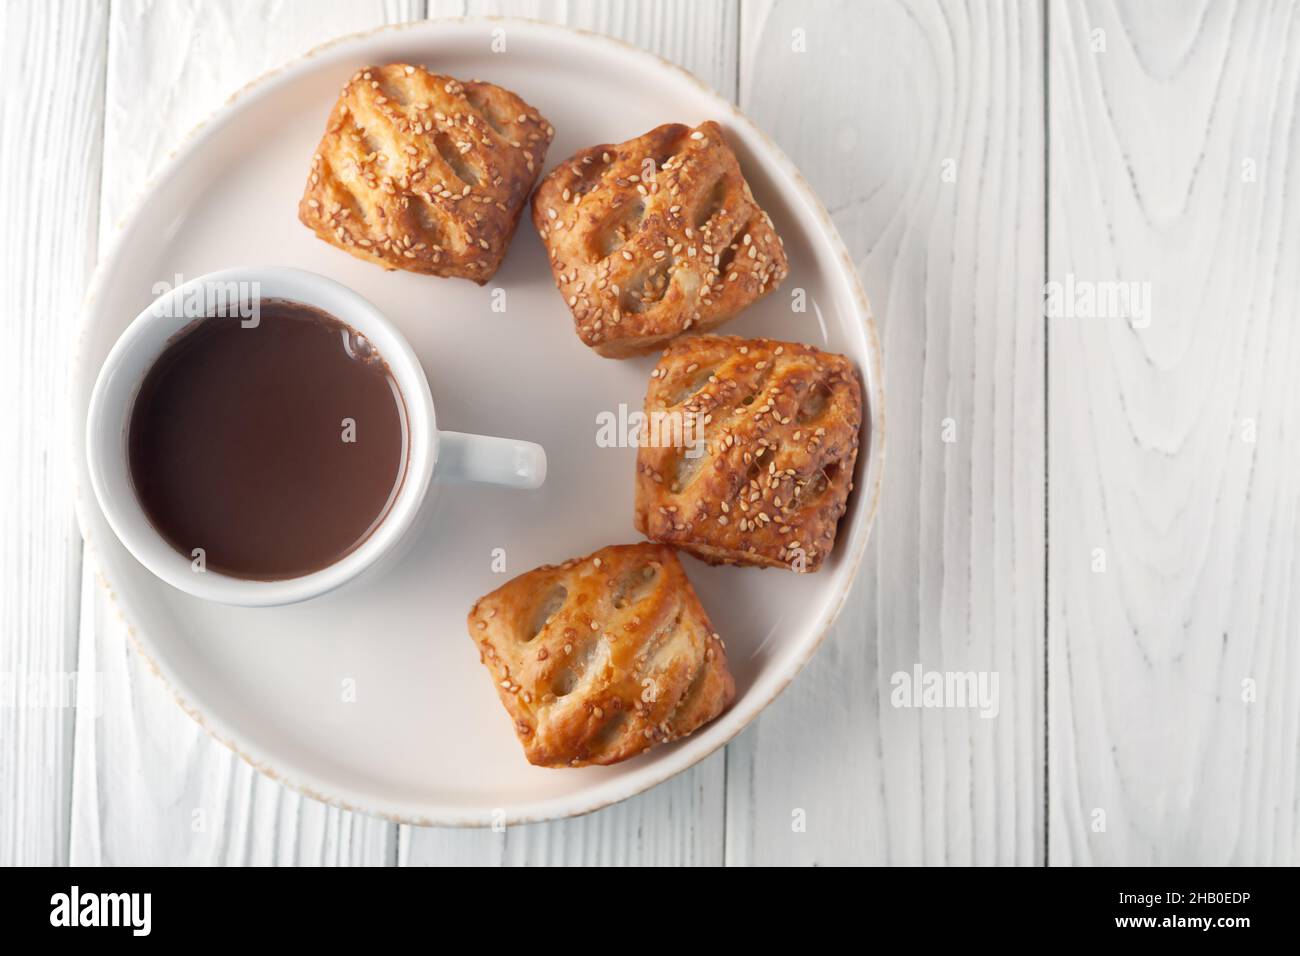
725 0 1046 865
1048 0 1300 865
70 0 425 867
0 0 107 867
400 0 738 866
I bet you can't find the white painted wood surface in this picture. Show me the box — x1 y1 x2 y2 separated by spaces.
2 0 1296 866
1047 0 1300 866
0 0 106 868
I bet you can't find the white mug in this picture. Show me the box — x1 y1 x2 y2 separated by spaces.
85 267 546 607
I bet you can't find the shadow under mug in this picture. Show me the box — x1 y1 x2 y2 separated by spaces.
85 266 547 607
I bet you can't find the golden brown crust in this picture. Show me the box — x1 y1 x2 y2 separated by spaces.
634 335 863 572
531 121 788 357
466 543 735 768
299 64 553 283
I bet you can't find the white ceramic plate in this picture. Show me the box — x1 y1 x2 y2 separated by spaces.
71 18 884 825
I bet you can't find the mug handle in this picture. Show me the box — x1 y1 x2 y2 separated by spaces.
436 431 547 489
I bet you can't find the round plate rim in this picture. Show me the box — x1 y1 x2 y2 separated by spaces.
69 16 887 827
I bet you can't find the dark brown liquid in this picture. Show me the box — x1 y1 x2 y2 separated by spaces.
128 301 407 581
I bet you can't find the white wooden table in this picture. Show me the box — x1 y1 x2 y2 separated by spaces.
3 0 1297 866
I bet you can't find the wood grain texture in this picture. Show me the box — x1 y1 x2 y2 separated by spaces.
0 0 107 867
1048 0 1300 865
724 0 1045 865
401 0 738 867
69 0 425 867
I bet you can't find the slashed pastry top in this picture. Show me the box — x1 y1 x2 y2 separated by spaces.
531 121 788 357
466 543 735 768
634 335 863 573
299 63 553 283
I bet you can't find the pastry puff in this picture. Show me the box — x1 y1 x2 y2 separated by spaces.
635 335 863 572
531 121 788 357
299 63 553 283
467 543 735 767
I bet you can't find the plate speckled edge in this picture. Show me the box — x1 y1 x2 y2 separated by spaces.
70 17 886 827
